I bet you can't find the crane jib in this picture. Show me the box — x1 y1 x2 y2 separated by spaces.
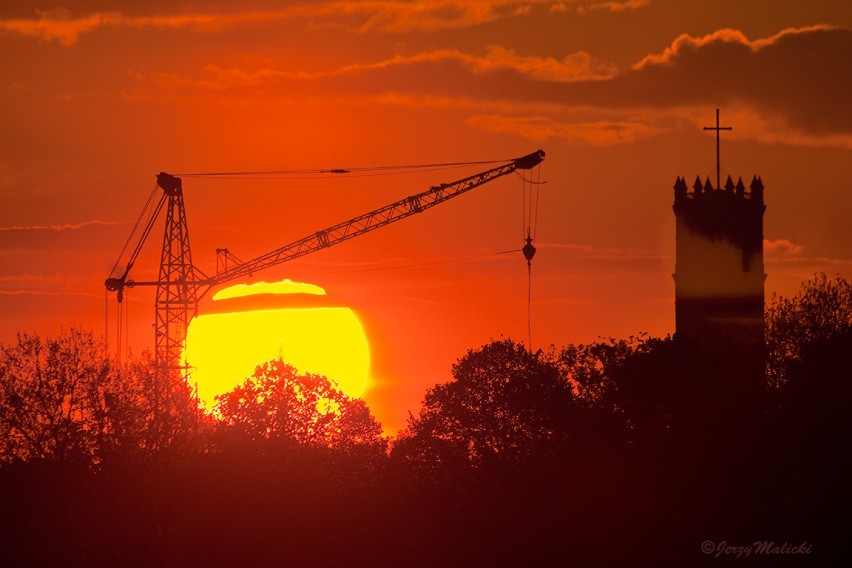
210 150 545 285
514 150 545 170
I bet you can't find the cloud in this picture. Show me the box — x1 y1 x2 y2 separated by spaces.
112 17 850 148
461 25 852 147
0 2 555 45
762 240 852 279
351 0 514 33
576 0 648 14
0 289 101 298
4 81 27 92
141 45 613 95
548 0 647 14
0 274 102 299
0 8 113 46
538 242 669 261
0 8 297 46
613 25 852 139
440 25 850 147
0 220 130 254
764 238 804 257
466 115 657 144
632 25 830 70
474 45 615 82
0 219 126 232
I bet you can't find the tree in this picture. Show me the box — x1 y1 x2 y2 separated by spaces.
766 273 852 388
0 328 196 467
557 335 647 405
606 337 731 444
559 334 757 448
214 359 385 452
0 328 108 463
100 354 198 463
767 274 852 443
393 339 578 470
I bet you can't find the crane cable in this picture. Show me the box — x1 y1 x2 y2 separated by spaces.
116 290 122 365
104 286 109 358
124 287 129 362
519 163 543 350
171 158 513 179
108 183 159 362
110 183 159 278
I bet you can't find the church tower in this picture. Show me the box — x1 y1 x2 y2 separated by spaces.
672 110 766 381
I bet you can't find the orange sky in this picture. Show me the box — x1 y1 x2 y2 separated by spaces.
2 1 851 434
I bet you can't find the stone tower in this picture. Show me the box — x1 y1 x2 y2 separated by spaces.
672 173 766 379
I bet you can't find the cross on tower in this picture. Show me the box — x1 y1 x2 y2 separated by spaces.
704 108 732 191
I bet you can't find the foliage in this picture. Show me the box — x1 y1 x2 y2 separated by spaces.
766 273 852 388
0 328 196 467
557 334 648 405
607 336 733 444
557 334 737 445
106 354 199 461
781 329 852 429
2 273 852 564
394 339 578 469
215 359 385 452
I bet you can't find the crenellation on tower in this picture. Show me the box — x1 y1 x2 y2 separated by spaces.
673 173 765 260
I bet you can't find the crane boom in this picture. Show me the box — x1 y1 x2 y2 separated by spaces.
212 149 544 286
105 149 544 373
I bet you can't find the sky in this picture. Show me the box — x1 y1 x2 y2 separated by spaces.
2 0 851 434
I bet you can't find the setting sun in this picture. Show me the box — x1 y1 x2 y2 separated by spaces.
183 279 370 409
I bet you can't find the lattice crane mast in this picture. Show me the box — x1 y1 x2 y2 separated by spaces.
105 149 545 375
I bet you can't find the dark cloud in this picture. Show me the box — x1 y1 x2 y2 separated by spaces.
384 25 852 141
118 23 850 144
610 26 852 136
350 25 852 140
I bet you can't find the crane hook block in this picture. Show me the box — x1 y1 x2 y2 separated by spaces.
157 172 183 196
513 149 545 170
522 235 537 265
105 277 123 292
105 277 125 303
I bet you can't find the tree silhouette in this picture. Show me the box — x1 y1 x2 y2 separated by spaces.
608 337 729 444
768 278 852 465
766 272 852 388
0 328 196 467
394 339 578 470
1 295 849 566
557 332 764 453
100 354 198 464
761 282 852 562
215 359 385 452
557 334 646 405
0 328 109 463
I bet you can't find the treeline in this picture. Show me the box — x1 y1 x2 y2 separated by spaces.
0 274 850 566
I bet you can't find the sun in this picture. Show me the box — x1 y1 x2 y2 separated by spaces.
183 279 371 410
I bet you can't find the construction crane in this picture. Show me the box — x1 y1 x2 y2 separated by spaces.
105 149 545 375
